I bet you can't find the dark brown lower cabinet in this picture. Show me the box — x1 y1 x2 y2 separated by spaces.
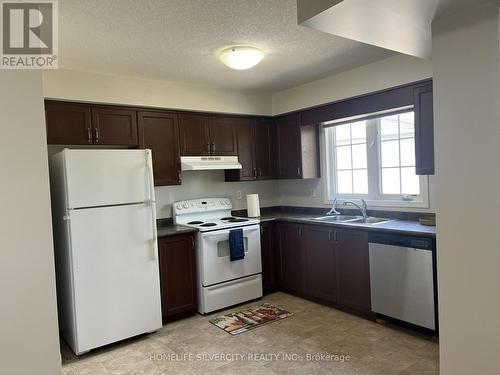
275 222 371 318
276 222 303 294
158 234 197 322
260 222 277 294
335 228 371 315
302 225 337 305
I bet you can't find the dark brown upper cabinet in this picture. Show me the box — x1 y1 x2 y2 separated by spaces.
179 114 237 156
254 118 273 179
275 113 320 179
225 117 273 182
139 111 181 186
414 83 435 175
45 101 93 145
45 101 139 147
226 118 256 181
178 114 210 155
91 107 139 146
208 117 237 155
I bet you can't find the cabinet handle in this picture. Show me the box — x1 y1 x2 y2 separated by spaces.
94 128 100 143
191 236 194 249
328 230 332 241
212 143 216 153
177 169 181 183
87 128 92 143
253 167 257 177
258 168 262 177
297 166 301 177
206 143 210 153
333 230 338 242
298 227 302 237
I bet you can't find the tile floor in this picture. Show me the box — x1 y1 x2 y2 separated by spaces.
61 292 439 374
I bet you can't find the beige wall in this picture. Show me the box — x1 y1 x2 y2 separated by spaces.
0 71 61 374
42 69 272 115
432 3 500 374
272 54 433 115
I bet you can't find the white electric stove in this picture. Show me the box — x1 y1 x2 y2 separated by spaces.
173 198 262 313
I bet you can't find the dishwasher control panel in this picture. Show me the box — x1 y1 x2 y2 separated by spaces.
368 232 434 250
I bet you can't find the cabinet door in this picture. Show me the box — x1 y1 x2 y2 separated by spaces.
276 114 302 179
158 235 197 320
414 83 435 175
179 114 210 155
302 225 337 304
230 118 256 181
208 117 237 155
45 101 92 145
261 222 276 294
139 111 181 186
276 223 303 294
91 107 139 146
336 229 371 314
254 118 273 179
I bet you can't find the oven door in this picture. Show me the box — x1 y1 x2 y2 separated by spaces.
198 224 262 286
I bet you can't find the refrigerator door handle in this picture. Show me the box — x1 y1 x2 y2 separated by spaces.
145 150 158 261
145 150 155 204
149 202 158 261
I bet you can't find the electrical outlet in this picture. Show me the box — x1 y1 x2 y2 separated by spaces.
310 189 317 197
236 191 242 200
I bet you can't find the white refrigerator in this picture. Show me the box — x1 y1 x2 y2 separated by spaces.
50 149 162 355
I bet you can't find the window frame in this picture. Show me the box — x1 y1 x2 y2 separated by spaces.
324 109 429 209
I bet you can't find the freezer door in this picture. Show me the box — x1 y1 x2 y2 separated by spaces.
68 203 161 354
63 149 154 208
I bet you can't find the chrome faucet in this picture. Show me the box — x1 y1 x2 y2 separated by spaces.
344 199 368 219
326 198 342 215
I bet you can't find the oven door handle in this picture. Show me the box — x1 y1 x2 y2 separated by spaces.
199 224 260 238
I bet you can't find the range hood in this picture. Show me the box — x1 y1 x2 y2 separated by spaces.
180 156 242 171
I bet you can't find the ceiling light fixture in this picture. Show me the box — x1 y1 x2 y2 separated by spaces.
218 46 264 70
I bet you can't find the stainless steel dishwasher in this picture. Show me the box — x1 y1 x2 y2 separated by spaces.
368 232 436 330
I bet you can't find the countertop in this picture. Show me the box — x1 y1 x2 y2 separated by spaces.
157 212 436 238
157 224 198 238
255 212 436 238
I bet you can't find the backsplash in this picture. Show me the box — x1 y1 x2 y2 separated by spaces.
154 170 279 219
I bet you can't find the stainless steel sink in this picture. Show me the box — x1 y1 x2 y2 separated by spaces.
313 215 360 222
314 215 391 225
349 217 390 225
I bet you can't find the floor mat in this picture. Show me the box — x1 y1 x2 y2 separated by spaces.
209 303 293 335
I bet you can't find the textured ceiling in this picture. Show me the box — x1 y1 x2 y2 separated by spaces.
58 0 392 92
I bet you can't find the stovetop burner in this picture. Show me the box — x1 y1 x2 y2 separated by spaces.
227 218 249 223
220 217 236 220
200 223 217 227
188 221 204 225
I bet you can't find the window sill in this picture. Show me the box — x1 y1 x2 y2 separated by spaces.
326 198 430 210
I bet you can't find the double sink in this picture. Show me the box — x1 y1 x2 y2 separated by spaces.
313 215 390 226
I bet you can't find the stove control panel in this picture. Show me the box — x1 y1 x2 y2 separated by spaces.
173 198 232 214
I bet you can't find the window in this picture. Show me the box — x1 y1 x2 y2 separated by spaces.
325 109 428 208
334 121 368 194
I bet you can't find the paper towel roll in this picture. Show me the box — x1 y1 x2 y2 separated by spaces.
246 194 261 218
